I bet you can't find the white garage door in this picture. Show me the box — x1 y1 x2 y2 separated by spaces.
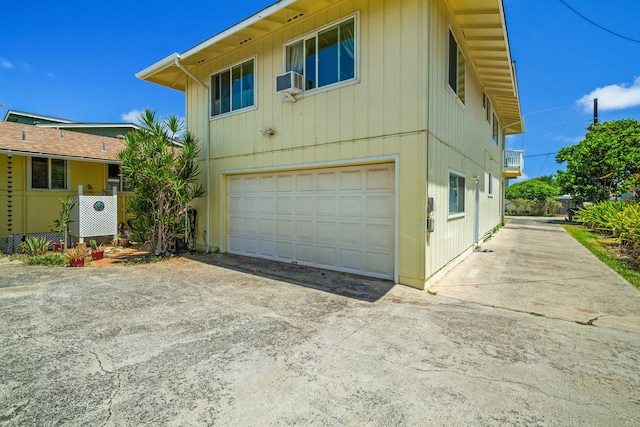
227 163 395 279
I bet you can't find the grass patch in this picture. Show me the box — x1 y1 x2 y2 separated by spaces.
562 224 640 291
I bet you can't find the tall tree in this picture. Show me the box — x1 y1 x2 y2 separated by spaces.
117 110 205 256
556 119 640 203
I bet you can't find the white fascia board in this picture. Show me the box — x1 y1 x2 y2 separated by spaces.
135 52 181 80
180 0 298 60
0 149 119 163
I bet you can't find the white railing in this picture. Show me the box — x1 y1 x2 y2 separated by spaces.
503 150 524 170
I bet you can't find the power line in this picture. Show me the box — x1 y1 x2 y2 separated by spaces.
525 152 558 158
558 0 640 44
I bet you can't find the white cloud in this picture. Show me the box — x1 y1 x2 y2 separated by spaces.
0 58 14 69
45 72 55 78
121 109 144 124
578 77 640 112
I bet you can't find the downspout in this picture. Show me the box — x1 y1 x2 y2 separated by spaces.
174 56 211 252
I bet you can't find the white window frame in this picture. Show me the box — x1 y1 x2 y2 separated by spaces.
28 157 69 191
108 164 132 193
447 28 465 105
492 113 499 144
209 56 258 120
283 13 360 96
484 93 491 123
488 172 494 197
448 169 466 218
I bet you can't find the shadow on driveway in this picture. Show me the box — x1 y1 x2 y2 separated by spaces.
186 252 395 303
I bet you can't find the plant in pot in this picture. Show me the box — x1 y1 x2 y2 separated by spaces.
64 247 86 267
51 197 76 253
89 239 106 260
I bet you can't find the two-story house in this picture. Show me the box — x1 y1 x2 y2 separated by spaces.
137 0 524 289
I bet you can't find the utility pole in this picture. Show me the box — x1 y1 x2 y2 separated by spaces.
593 98 599 124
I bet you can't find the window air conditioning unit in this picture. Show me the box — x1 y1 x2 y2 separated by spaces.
276 71 304 95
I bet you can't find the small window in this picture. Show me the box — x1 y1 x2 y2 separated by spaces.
492 113 499 144
30 157 67 190
108 164 132 192
448 170 465 217
488 173 494 197
285 16 356 91
448 30 465 103
210 58 255 118
484 93 491 123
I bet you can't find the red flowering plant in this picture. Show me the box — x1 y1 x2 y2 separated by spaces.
625 172 640 202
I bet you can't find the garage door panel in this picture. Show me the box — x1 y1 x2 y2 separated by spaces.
296 174 314 191
317 196 338 216
227 164 395 279
367 167 393 190
317 172 337 191
296 197 314 215
316 222 337 242
340 196 363 217
366 224 393 247
366 195 394 218
260 240 275 257
340 170 362 190
260 176 276 192
340 222 362 244
339 248 363 271
296 244 314 263
277 241 294 259
295 220 314 240
277 175 295 192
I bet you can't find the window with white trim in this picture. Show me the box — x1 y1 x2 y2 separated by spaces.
108 164 132 192
492 113 499 144
449 170 465 216
448 29 465 104
210 58 255 117
488 173 494 197
484 93 491 123
285 16 356 91
30 157 67 190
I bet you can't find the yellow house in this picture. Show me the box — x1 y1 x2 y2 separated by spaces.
0 121 131 252
137 0 524 289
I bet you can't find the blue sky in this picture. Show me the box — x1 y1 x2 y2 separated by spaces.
1 0 639 180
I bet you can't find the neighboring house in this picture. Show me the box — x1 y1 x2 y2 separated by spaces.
0 120 130 253
137 0 524 289
4 110 139 138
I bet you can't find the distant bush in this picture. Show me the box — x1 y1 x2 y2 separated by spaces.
505 180 558 201
505 197 562 216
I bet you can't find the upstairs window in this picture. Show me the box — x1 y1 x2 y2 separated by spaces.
285 16 356 91
31 157 67 190
483 93 492 123
211 58 255 117
448 30 465 104
493 113 499 144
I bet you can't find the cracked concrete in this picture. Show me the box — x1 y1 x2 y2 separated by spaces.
0 249 639 425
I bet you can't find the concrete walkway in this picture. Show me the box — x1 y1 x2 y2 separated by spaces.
431 216 640 333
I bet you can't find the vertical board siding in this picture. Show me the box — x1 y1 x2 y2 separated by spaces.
425 0 504 280
181 0 510 288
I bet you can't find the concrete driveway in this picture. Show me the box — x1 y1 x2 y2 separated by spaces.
431 216 640 334
1 250 639 426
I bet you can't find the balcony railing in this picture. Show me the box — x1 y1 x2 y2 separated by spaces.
503 150 524 178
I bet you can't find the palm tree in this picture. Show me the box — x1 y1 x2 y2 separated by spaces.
117 110 205 256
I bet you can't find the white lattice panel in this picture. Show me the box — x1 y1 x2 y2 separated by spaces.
70 195 118 238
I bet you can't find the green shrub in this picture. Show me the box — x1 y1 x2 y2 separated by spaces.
20 236 51 256
23 253 67 267
505 197 563 216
